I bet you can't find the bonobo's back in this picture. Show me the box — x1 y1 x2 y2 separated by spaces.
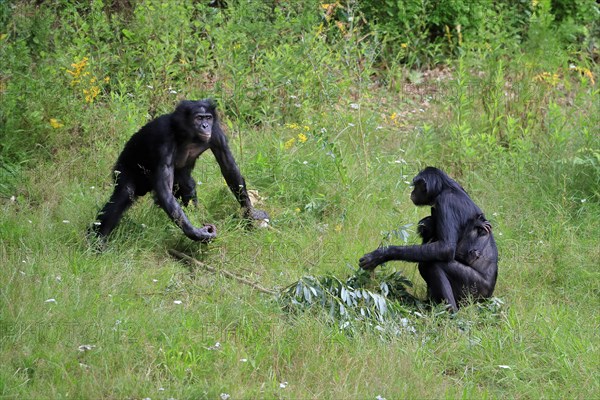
115 114 174 173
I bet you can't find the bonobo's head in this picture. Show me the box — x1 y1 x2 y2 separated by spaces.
410 177 430 206
410 166 466 206
460 216 492 253
176 99 217 142
411 167 440 206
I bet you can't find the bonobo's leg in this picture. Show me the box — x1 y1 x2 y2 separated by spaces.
173 167 197 207
440 260 496 299
94 178 137 238
418 262 458 311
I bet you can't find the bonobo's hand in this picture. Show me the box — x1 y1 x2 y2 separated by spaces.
188 223 217 242
417 216 435 241
468 249 481 261
358 248 387 270
243 207 269 222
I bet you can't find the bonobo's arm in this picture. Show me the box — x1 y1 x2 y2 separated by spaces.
211 133 269 221
359 197 460 270
155 163 216 242
359 241 457 270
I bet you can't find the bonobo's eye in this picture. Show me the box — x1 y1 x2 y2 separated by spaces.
194 114 213 122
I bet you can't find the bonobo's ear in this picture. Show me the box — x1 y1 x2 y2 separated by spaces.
175 100 194 114
173 100 195 132
201 98 218 110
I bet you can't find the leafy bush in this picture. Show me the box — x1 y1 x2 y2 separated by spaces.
280 269 420 332
360 0 532 67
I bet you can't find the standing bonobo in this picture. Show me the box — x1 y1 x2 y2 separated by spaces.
359 167 498 311
91 99 268 242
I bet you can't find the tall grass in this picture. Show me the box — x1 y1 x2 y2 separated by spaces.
1 1 598 398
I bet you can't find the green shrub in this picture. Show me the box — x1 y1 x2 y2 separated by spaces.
360 0 532 68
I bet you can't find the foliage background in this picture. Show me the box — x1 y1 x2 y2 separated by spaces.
1 0 598 398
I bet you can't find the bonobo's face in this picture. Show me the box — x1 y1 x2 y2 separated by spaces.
410 178 429 206
192 105 213 142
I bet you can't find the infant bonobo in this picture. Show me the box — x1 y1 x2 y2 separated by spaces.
359 167 498 311
91 99 268 242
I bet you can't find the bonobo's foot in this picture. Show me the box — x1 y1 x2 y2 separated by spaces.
243 207 270 227
86 224 108 252
188 223 217 242
358 248 387 270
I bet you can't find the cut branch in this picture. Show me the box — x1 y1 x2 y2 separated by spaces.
168 249 277 295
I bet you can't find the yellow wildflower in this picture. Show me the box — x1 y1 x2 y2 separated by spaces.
334 224 342 233
570 65 595 85
49 118 64 129
66 57 88 78
83 86 100 103
400 43 408 49
284 138 296 150
321 3 338 22
297 133 308 143
534 72 560 87
444 25 452 45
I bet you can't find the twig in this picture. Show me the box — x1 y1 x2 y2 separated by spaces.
168 249 278 295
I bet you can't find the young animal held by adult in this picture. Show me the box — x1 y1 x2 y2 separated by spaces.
359 167 498 311
91 99 268 243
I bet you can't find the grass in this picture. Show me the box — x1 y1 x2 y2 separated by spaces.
1 1 599 399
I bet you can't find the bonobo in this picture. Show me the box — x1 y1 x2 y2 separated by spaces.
91 99 268 242
455 215 495 267
359 167 498 311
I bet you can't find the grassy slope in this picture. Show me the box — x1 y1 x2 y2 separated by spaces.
1 2 599 399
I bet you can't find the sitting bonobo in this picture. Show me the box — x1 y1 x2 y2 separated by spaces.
359 167 498 311
91 99 268 242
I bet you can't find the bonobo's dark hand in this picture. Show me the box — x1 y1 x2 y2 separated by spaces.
243 207 269 221
188 223 217 242
358 248 387 270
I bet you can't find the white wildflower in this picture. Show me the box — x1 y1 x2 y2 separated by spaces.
78 344 96 352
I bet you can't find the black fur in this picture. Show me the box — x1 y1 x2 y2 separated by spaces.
91 99 268 243
359 167 498 311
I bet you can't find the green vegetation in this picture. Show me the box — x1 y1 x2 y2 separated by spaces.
1 0 598 398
